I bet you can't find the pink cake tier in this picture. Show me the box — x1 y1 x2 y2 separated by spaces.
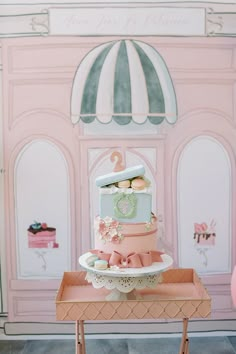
93 215 161 267
194 233 216 246
28 223 58 248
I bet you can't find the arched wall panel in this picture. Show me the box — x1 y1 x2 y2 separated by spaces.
14 139 71 278
177 136 231 274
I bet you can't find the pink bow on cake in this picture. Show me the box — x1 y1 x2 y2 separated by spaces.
194 222 208 233
90 249 163 268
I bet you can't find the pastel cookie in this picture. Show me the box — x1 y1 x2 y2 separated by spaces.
118 180 131 188
131 178 146 191
85 252 99 267
94 259 108 270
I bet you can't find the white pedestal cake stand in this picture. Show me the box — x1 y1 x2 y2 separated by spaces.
78 253 173 301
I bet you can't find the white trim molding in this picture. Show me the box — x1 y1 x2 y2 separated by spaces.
0 0 236 4
0 12 48 37
0 44 7 315
0 3 236 37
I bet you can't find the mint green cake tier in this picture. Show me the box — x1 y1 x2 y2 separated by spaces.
99 188 152 223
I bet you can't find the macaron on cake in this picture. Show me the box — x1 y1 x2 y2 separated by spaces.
118 179 131 188
84 252 99 267
131 178 146 191
94 259 108 270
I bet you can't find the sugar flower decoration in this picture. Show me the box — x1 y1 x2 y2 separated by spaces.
94 216 123 243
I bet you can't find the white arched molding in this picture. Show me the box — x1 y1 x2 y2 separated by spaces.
14 139 71 279
177 136 231 275
0 42 7 313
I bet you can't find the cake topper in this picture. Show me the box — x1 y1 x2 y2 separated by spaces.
110 151 125 172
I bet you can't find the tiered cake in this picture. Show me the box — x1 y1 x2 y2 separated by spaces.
87 152 163 270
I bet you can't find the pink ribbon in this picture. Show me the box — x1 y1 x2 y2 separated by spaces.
90 249 163 268
194 222 208 233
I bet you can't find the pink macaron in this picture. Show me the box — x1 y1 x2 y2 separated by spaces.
131 178 146 190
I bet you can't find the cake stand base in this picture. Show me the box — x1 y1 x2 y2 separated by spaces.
105 288 132 301
85 271 163 301
79 252 173 301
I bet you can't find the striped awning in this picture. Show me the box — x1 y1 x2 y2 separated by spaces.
71 40 177 125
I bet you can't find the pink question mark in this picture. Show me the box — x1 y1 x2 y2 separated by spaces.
110 151 125 172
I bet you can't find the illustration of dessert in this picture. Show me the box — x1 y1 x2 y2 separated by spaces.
193 220 216 246
193 219 216 267
27 221 59 249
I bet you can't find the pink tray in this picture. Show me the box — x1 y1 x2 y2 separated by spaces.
56 268 211 321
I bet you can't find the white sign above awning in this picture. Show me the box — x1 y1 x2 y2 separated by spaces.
49 7 206 36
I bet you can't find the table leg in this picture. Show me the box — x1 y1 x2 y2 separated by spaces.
75 320 86 354
79 320 86 354
75 321 81 354
178 318 189 354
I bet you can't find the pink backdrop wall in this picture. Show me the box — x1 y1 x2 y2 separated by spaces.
2 36 236 322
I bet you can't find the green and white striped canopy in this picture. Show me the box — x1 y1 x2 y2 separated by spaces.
71 40 177 125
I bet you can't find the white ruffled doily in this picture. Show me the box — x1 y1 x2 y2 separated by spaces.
85 272 162 300
86 271 162 292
